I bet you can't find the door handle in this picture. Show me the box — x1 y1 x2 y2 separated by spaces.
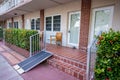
68 30 71 33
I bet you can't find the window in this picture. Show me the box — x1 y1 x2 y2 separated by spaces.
9 22 12 28
31 19 35 30
14 22 18 28
46 17 52 31
31 18 40 30
36 18 40 30
53 15 61 31
46 15 61 31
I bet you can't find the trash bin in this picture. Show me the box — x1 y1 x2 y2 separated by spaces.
0 28 3 41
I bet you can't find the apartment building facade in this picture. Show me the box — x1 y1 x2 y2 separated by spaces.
0 0 120 53
0 0 120 79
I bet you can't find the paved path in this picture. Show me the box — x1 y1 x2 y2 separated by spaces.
0 55 24 80
0 42 26 66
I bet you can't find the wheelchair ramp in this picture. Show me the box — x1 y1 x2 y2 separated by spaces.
13 51 52 74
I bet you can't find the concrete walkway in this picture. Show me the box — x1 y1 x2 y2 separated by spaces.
0 42 26 66
0 55 24 80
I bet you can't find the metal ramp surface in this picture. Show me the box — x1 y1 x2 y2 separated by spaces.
13 51 52 74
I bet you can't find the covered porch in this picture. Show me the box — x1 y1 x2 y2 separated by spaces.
46 44 87 64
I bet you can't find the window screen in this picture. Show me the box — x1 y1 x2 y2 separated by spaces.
36 18 40 30
31 19 35 30
46 17 52 31
14 22 18 28
53 15 61 31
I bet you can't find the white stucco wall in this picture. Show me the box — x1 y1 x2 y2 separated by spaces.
24 11 40 29
91 0 115 8
112 0 120 30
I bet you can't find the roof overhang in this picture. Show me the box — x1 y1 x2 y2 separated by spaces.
0 0 77 21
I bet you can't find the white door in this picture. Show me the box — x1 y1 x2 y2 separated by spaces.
68 12 80 48
90 6 114 44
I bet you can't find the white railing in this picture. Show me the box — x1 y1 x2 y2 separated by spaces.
86 31 102 80
29 32 46 57
0 0 24 14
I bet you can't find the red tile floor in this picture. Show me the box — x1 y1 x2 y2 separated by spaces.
0 41 79 80
46 44 87 64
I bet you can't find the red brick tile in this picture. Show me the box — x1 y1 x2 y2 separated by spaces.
79 64 83 68
74 71 78 78
46 44 87 63
79 74 83 80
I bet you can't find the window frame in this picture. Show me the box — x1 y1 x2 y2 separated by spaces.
31 18 40 30
8 22 12 28
90 6 114 45
31 19 35 30
45 14 61 32
14 21 19 29
45 16 52 31
53 15 61 31
36 18 40 30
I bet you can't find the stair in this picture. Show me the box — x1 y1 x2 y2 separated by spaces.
47 54 86 80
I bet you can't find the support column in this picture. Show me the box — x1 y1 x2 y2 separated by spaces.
11 17 14 28
21 15 25 29
40 9 44 31
79 0 91 53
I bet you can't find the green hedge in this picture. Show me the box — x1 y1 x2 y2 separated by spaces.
95 29 120 80
5 29 38 51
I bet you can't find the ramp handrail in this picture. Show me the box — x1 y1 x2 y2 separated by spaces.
86 31 102 80
29 31 46 57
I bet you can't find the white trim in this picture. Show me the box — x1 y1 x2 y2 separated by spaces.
68 11 81 48
30 18 40 31
14 21 19 29
44 16 52 32
45 14 62 32
90 6 114 45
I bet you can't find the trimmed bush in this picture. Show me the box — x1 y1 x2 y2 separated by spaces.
5 29 38 51
95 29 120 80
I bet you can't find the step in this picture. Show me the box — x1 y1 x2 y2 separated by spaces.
50 54 86 70
47 55 86 80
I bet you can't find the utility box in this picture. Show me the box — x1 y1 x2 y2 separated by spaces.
0 28 3 41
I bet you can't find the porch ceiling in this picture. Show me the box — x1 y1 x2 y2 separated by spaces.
0 0 3 3
0 0 78 21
